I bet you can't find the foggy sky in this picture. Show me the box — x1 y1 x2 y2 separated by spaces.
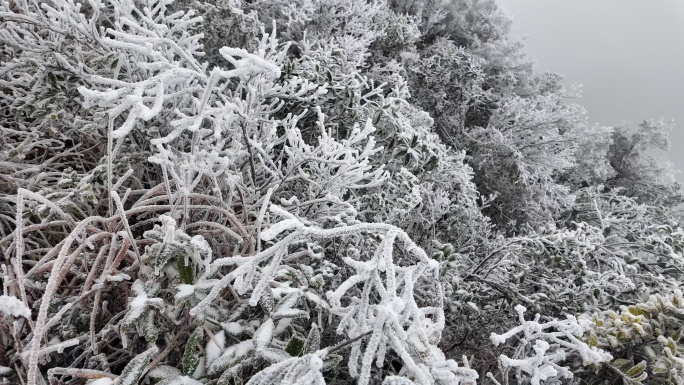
495 0 684 181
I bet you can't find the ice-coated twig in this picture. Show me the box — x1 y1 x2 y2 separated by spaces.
491 305 612 384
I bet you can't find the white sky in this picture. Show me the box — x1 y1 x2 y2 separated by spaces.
495 0 684 182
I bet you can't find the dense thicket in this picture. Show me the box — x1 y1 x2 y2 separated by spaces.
1 0 683 384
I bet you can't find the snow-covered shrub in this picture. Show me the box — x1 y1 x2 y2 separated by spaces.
3 0 684 384
245 0 389 67
0 0 474 383
452 186 684 380
581 290 684 384
184 205 478 385
490 305 611 385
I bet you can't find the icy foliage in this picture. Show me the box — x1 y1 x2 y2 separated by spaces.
2 0 684 384
491 305 611 384
582 290 684 384
187 205 478 384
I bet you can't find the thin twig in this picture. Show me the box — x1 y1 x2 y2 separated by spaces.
326 331 373 355
144 321 192 375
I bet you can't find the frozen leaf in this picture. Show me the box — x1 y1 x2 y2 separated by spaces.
253 319 275 351
183 327 204 376
112 347 158 385
302 324 321 355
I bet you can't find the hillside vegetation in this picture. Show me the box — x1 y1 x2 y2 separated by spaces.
1 0 683 384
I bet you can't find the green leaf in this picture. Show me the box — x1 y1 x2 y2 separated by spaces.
625 361 647 381
387 138 395 151
177 256 194 284
667 337 677 354
154 244 177 273
285 336 304 357
410 135 418 148
613 358 633 372
373 111 382 125
142 311 158 343
628 306 645 317
182 326 204 376
111 58 119 69
47 72 57 87
259 287 275 313
588 334 598 348
302 323 321 354
272 291 308 320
